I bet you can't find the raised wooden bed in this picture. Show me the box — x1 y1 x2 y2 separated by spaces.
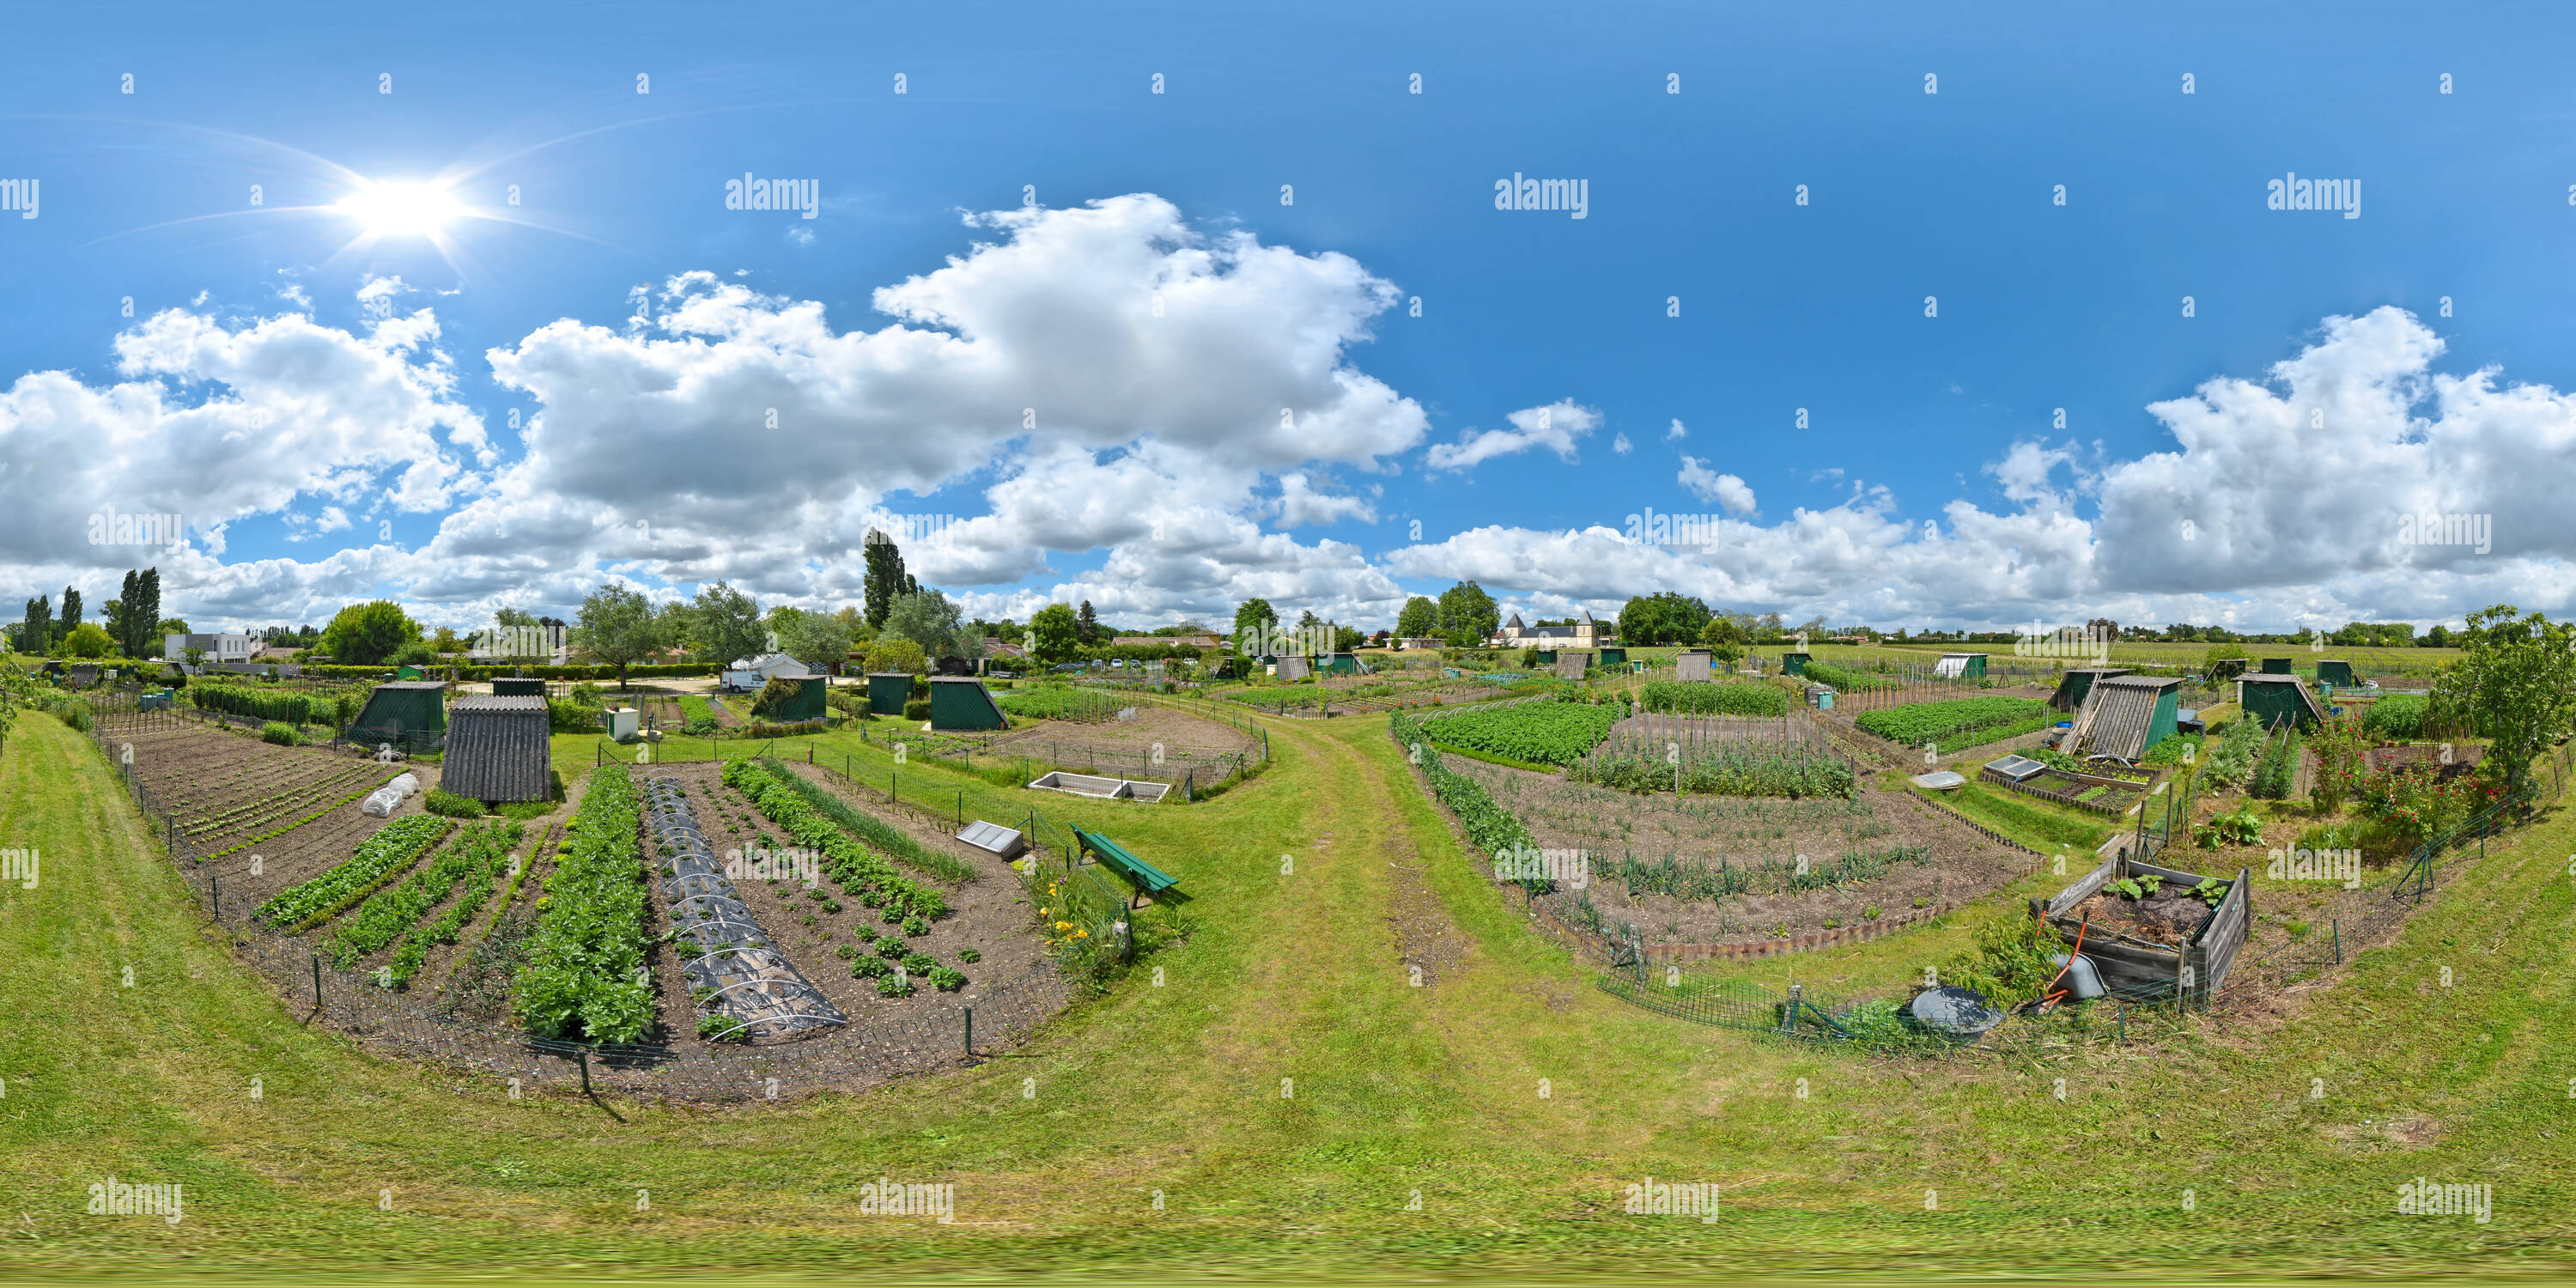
2032 854 2251 1005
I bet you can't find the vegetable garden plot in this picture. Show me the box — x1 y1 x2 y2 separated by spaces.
644 774 846 1044
1572 714 1854 799
1854 696 2055 755
1419 697 1625 767
515 764 657 1044
1445 754 2034 948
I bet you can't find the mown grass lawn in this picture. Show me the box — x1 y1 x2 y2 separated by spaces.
0 707 2569 1281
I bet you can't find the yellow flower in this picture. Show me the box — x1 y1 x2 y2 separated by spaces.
1074 929 1088 939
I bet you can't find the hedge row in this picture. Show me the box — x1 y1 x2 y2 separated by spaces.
295 662 730 681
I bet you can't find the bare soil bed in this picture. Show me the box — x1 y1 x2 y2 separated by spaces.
642 760 1060 1050
1451 757 2033 946
988 702 1257 762
111 721 439 910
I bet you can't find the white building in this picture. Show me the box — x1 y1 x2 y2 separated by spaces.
1491 610 1603 648
165 632 255 664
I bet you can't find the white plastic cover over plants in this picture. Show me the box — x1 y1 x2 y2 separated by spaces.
361 773 424 817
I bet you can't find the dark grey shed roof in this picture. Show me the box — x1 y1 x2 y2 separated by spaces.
2069 674 2180 761
440 696 552 802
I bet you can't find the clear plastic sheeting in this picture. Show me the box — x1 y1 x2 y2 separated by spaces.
641 775 846 1044
360 772 423 817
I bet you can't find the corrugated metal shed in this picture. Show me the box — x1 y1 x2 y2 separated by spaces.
440 696 552 802
2068 675 2181 761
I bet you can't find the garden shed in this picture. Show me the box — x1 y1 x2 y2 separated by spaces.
1935 653 1989 679
350 681 448 747
1553 652 1591 679
1534 649 1558 665
1674 650 1713 682
1321 652 1360 676
1596 647 1628 667
2238 673 2328 731
1782 652 1810 676
440 696 551 803
2315 659 2356 687
2050 666 2131 712
491 677 547 697
2259 657 2293 675
1275 655 1312 681
750 675 828 722
928 677 1009 731
2065 675 2181 761
866 672 913 715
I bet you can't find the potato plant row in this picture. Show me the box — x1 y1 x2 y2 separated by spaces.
514 765 655 1044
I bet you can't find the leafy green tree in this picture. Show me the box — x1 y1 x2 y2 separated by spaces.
391 641 439 667
866 636 927 675
1619 592 1712 646
57 586 82 652
862 529 909 629
1076 600 1105 647
317 600 424 665
1029 603 1083 665
775 607 855 673
155 617 188 636
2431 605 2576 789
59 623 116 659
1394 595 1442 639
884 589 964 657
1436 580 1498 647
568 583 667 690
20 596 50 658
1698 616 1747 670
495 607 538 629
1232 598 1278 655
684 581 766 668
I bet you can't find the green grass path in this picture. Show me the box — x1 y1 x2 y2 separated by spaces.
0 709 2570 1280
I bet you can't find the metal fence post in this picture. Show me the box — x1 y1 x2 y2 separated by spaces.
963 1005 973 1055
312 952 322 1008
2332 919 2342 963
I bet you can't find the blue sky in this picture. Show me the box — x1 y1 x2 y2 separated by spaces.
3 2 2573 636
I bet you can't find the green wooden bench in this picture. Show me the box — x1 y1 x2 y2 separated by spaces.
1071 825 1180 906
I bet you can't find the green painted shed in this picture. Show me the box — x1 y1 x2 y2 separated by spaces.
1534 649 1558 665
2067 675 2182 761
2259 657 2293 675
2316 659 2356 687
866 672 913 715
750 675 829 722
1783 652 1810 677
1939 653 1989 679
349 681 447 746
491 677 547 697
2239 673 2328 730
1597 647 1628 666
2050 666 2131 713
1320 653 1360 676
928 677 1008 731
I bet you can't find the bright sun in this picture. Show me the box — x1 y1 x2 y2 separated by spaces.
335 180 463 238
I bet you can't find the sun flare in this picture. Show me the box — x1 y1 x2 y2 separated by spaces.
334 180 464 238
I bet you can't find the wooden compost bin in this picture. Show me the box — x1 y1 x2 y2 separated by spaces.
2033 855 2251 1005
